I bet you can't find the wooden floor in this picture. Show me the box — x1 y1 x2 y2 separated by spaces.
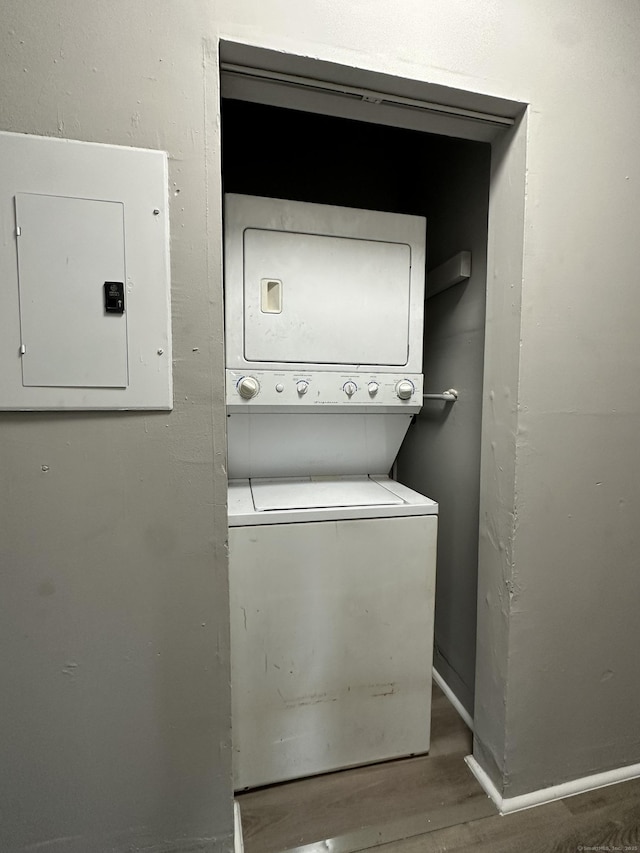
237 683 640 853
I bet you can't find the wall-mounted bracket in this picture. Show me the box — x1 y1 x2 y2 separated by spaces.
427 251 471 298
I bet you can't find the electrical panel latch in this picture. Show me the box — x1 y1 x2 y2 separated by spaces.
104 281 125 314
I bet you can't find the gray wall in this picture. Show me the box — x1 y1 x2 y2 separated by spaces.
397 139 491 717
0 3 231 852
2 3 640 849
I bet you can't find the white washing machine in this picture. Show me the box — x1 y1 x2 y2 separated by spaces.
229 476 437 790
224 194 438 789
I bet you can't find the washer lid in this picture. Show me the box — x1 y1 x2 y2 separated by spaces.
250 475 405 511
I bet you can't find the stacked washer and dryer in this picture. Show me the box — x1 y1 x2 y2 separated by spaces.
224 193 438 791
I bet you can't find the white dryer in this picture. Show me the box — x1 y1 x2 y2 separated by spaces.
224 195 438 789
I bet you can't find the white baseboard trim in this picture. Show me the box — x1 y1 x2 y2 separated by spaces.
432 668 474 731
464 755 503 811
465 754 640 815
234 799 244 853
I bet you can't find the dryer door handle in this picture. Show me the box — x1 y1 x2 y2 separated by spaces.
260 278 283 314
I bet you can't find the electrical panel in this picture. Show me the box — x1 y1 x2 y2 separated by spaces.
0 131 172 410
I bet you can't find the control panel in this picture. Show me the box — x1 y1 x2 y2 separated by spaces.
226 370 423 412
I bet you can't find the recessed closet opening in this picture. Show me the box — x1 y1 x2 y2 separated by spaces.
222 96 490 721
218 40 527 852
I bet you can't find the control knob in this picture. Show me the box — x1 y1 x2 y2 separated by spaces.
343 381 357 398
396 380 414 400
237 376 260 399
296 380 309 396
368 382 379 396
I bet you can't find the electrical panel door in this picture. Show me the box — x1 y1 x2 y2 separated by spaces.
16 193 128 389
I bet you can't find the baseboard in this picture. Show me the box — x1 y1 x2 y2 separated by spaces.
234 799 244 853
465 754 640 815
432 668 474 731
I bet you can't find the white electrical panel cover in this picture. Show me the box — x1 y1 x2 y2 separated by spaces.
0 131 172 410
224 194 426 374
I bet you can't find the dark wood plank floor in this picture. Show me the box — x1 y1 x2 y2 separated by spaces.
237 683 640 853
377 779 640 852
238 682 493 852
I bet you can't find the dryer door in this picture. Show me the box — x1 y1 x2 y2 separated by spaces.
243 228 411 366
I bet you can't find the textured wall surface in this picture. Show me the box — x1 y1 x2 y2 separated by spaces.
0 3 231 851
2 4 640 850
